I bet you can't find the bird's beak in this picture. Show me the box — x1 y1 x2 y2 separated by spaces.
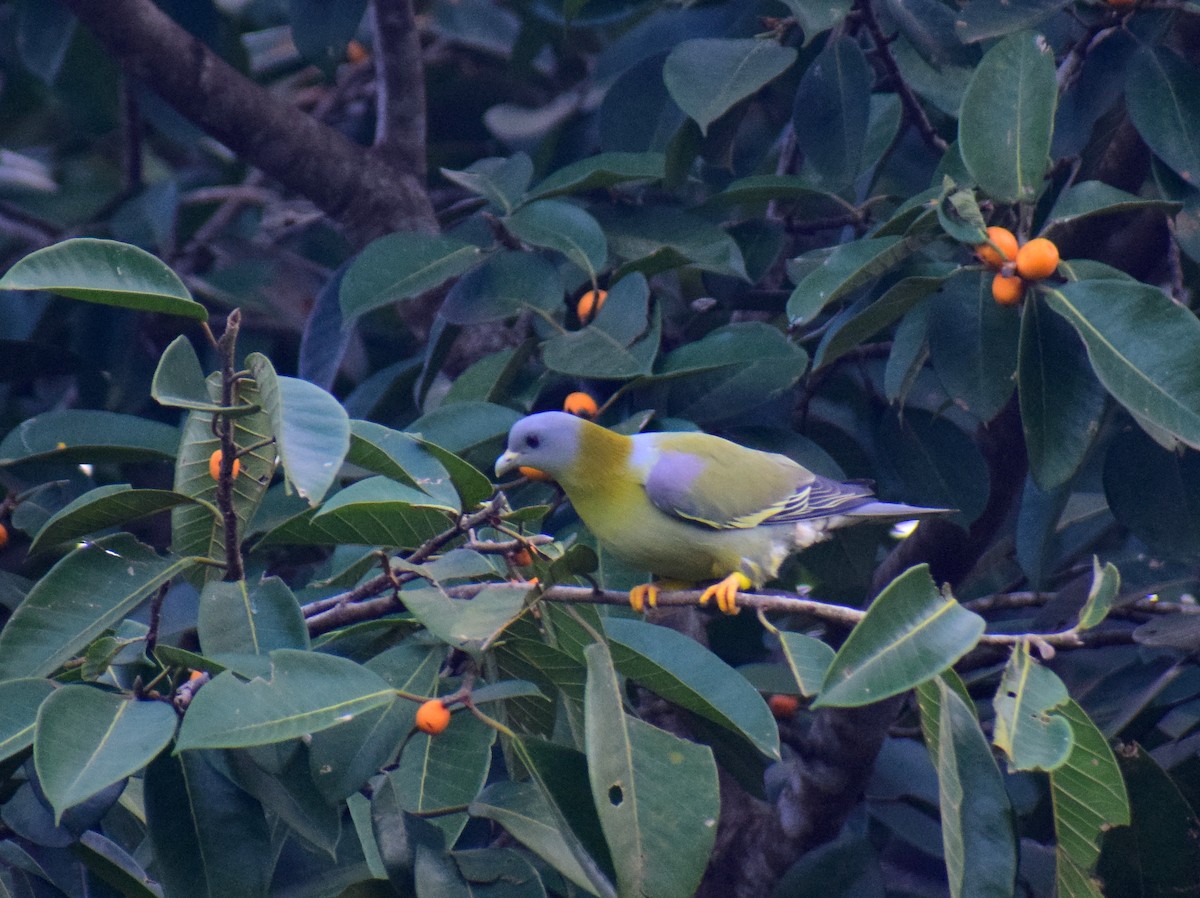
495 449 519 478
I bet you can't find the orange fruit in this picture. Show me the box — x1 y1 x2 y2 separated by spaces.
767 694 800 720
519 465 553 482
1015 237 1060 280
415 699 451 734
208 449 241 481
563 392 598 419
992 273 1024 306
0 523 8 549
975 226 1018 269
576 289 607 322
512 547 533 566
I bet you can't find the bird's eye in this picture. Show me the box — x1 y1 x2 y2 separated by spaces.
526 435 540 449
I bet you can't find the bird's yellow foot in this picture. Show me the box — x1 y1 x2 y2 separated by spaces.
629 583 658 614
699 573 753 615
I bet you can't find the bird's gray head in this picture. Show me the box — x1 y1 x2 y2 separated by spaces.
495 411 587 479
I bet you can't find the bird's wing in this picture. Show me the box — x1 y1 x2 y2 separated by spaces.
640 432 860 530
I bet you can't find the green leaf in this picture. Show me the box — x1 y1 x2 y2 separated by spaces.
813 272 948 371
779 632 835 698
914 670 973 761
440 154 533 213
247 353 349 505
224 745 341 857
1050 699 1130 885
876 410 989 525
506 201 607 279
0 238 206 321
469 781 601 896
815 565 985 708
145 750 272 898
0 678 56 764
788 236 922 326
310 475 457 546
706 176 850 214
933 681 1017 898
34 686 176 822
953 0 1072 44
594 205 749 281
151 335 256 415
171 374 276 580
393 710 496 844
936 182 988 245
0 409 179 467
1017 296 1106 490
542 274 659 380
603 617 780 760
927 270 1019 422
1102 427 1200 560
347 420 461 508
507 737 616 898
791 36 872 190
401 586 527 656
198 577 309 656
408 401 520 456
1126 46 1200 189
415 438 495 509
1044 180 1182 230
583 642 718 898
0 534 196 679
309 641 443 803
1044 280 1200 449
776 0 851 42
340 233 483 319
991 641 1072 771
74 830 162 898
1095 744 1198 898
1076 559 1119 631
959 32 1056 203
659 322 808 423
439 251 563 326
29 484 210 555
175 649 398 750
529 152 666 200
663 38 796 135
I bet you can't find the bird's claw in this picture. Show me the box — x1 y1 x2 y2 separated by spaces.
699 572 752 615
629 583 659 614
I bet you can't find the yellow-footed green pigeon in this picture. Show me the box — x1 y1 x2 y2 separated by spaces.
495 412 945 613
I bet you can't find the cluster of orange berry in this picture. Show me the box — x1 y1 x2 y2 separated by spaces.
975 226 1059 305
208 448 241 480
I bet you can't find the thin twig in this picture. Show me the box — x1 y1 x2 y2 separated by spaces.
857 0 947 154
215 310 245 582
144 582 170 657
307 579 1126 651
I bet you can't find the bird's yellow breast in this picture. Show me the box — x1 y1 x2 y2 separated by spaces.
556 430 792 584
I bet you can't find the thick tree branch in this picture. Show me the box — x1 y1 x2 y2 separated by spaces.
58 0 436 245
371 0 427 175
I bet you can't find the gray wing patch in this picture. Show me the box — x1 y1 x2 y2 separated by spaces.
762 475 875 524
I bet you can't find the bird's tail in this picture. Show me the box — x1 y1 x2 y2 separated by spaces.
843 501 953 519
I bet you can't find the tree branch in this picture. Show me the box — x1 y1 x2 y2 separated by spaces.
371 0 427 175
58 0 436 245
